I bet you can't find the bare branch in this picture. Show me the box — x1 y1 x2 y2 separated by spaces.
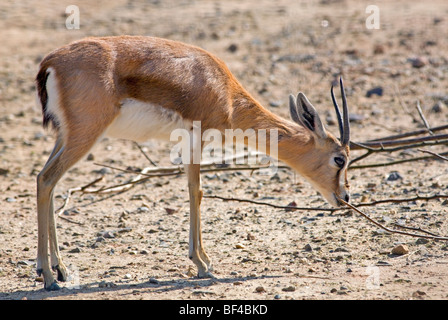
350 134 448 150
338 198 448 241
349 151 448 169
367 124 448 143
134 142 158 166
354 193 448 207
418 149 448 162
415 100 433 135
203 194 334 211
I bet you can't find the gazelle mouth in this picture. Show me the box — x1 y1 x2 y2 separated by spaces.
333 194 349 207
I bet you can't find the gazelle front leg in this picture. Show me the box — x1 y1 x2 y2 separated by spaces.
185 163 213 278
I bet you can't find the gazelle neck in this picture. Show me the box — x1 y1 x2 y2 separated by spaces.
229 90 314 161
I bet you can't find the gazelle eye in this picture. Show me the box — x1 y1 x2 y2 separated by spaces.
334 157 345 168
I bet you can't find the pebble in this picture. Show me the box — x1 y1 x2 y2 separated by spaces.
282 286 296 292
303 243 313 252
98 281 116 288
431 101 445 113
269 101 282 108
97 167 112 175
391 244 409 255
416 238 429 245
97 230 116 239
366 87 383 98
227 44 238 53
348 113 365 123
235 243 245 249
334 247 349 253
387 171 403 181
255 286 266 293
411 56 427 68
124 273 132 279
412 290 427 299
373 44 385 54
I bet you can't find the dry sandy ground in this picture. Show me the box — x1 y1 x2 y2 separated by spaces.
0 0 447 300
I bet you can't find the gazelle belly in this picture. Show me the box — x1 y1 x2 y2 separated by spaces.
105 98 192 142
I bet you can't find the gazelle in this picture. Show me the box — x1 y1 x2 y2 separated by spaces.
35 36 350 290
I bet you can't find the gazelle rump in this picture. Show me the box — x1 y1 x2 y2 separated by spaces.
35 36 351 290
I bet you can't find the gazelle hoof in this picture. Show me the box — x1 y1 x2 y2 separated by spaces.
197 271 215 279
45 281 61 291
53 264 68 282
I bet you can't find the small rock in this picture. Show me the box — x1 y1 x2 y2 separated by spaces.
274 294 281 299
97 167 112 175
98 281 116 288
387 171 403 181
391 244 409 255
227 44 238 53
86 153 94 161
282 286 296 292
69 247 81 253
164 208 177 215
366 87 383 98
431 101 445 113
303 243 313 252
373 44 385 54
330 288 338 293
269 101 281 108
95 236 106 243
348 113 365 123
97 230 116 239
255 286 266 293
149 278 159 284
285 201 297 212
326 113 335 125
412 290 426 299
235 243 245 249
411 56 427 68
124 273 132 279
334 247 349 253
247 233 256 240
416 238 429 245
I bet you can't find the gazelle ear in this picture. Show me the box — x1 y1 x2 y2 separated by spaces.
292 92 327 140
289 94 301 124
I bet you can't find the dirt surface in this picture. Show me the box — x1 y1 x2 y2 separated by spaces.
1 0 448 300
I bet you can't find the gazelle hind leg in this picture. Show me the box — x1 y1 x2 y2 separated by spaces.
41 137 68 282
37 131 104 290
36 139 65 290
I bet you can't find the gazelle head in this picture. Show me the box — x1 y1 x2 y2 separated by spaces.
288 78 351 207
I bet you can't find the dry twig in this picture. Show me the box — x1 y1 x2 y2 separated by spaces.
338 198 448 241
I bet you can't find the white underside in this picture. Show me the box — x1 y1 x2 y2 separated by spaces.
105 98 192 142
45 70 192 147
